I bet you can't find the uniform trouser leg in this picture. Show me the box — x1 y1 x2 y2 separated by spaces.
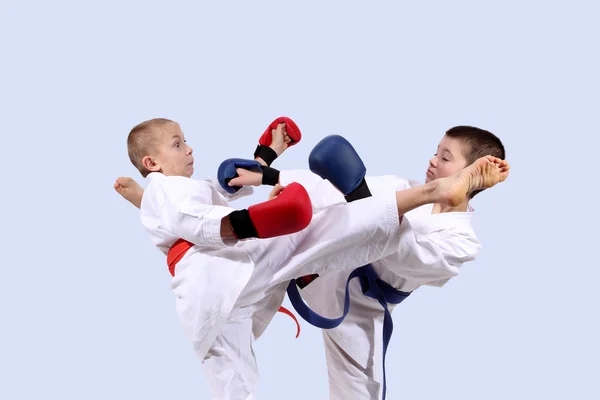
323 330 382 400
269 190 400 285
202 316 258 400
236 190 400 306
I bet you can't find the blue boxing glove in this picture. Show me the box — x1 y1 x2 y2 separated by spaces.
308 135 372 202
217 158 281 194
217 158 263 194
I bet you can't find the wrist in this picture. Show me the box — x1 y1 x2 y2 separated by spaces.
254 156 268 166
271 145 285 157
253 145 277 166
220 215 238 241
261 166 280 186
229 210 258 240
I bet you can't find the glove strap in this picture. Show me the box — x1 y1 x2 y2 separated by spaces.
254 144 278 166
344 178 372 202
229 210 258 239
261 166 280 186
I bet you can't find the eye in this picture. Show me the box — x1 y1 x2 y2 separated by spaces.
174 142 180 148
442 157 449 162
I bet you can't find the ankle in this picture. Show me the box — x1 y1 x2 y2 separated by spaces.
422 180 440 203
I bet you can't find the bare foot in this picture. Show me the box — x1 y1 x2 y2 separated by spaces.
435 156 510 206
114 177 144 209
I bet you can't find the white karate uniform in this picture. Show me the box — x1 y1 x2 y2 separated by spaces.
139 172 403 400
278 170 482 400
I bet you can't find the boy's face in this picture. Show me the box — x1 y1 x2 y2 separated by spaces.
144 124 194 178
425 135 468 183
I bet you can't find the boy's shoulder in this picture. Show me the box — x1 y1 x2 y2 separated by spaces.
147 173 213 191
144 173 217 204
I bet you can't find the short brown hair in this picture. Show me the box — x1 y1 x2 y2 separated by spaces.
127 118 178 177
445 126 505 198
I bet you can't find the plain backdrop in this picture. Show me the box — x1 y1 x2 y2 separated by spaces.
1 1 598 399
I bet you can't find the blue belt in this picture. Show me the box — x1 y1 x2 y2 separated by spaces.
287 264 411 400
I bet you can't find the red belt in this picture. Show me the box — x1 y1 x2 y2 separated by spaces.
167 239 301 338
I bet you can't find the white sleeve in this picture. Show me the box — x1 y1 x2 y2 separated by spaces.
206 178 254 201
366 175 479 287
390 215 482 287
158 180 236 248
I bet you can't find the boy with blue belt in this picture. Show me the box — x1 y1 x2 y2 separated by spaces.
231 123 508 400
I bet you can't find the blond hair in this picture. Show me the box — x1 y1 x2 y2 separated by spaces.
127 118 178 177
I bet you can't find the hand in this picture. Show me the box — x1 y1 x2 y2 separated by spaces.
269 123 291 156
268 184 286 200
228 168 263 187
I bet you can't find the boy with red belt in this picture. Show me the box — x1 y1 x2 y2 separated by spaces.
114 117 508 399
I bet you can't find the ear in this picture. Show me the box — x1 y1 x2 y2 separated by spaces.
142 155 161 172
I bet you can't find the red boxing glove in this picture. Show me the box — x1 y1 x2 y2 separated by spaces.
248 182 312 238
254 117 302 166
259 116 302 147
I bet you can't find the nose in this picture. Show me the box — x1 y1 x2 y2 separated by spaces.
429 156 437 168
186 144 193 155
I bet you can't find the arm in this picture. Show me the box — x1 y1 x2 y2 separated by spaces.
363 175 480 286
387 214 481 289
223 164 345 213
207 177 254 201
157 179 238 248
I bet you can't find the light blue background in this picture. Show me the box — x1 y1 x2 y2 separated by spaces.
1 1 598 399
